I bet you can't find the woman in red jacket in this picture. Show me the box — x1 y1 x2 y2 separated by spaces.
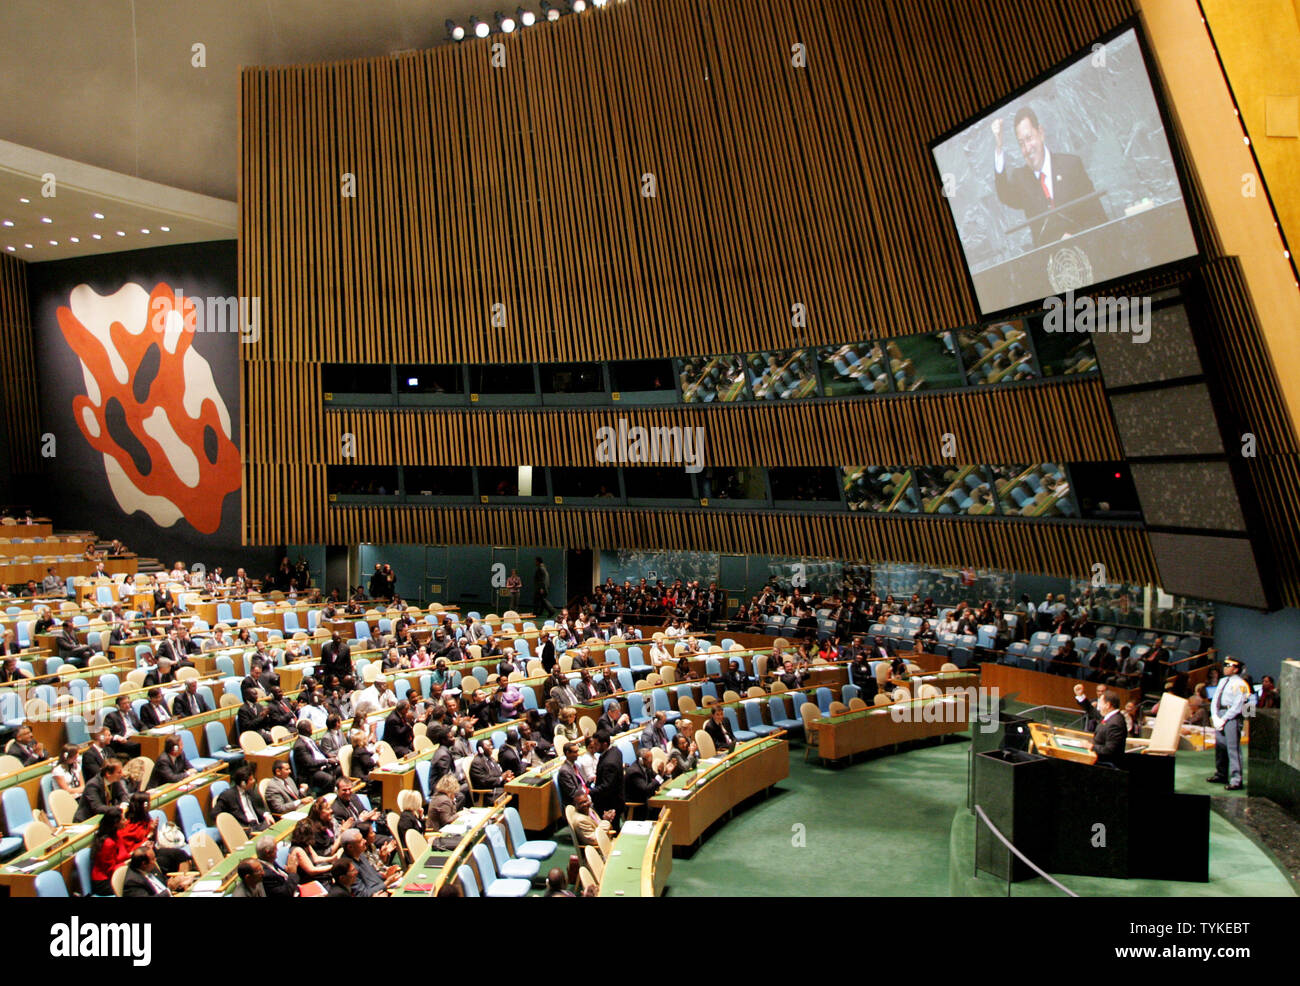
90 807 128 895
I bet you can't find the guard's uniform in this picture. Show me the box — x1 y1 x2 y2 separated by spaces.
1211 669 1252 788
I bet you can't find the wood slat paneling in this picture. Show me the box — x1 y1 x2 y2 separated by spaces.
0 254 40 475
239 0 1137 365
317 378 1121 467
237 0 1163 583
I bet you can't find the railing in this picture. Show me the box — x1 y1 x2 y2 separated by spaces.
972 803 1078 897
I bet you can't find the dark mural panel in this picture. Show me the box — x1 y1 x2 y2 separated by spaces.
27 241 250 570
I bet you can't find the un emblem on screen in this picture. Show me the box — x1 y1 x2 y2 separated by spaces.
1046 246 1094 293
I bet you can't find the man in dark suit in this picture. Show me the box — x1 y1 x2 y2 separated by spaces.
638 711 669 752
331 775 384 829
1143 637 1171 692
468 738 511 802
148 735 195 788
143 656 176 687
538 632 557 674
263 686 297 731
75 759 126 822
292 720 339 793
215 765 273 832
104 695 144 757
236 687 272 743
557 741 589 808
318 632 353 684
81 728 113 781
993 106 1107 248
327 859 357 897
383 701 415 758
597 699 629 735
139 687 173 728
255 835 300 897
1072 683 1127 768
4 725 45 766
590 731 625 824
170 679 210 718
56 620 93 668
704 705 737 753
497 728 527 777
624 747 664 816
121 846 172 897
318 714 346 759
594 668 619 696
573 670 597 703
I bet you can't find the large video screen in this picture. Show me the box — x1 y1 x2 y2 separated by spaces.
930 27 1198 315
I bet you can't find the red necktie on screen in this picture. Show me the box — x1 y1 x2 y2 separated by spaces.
1040 172 1052 204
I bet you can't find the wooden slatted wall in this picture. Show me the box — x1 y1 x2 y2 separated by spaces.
239 0 1151 579
0 254 40 475
322 379 1121 466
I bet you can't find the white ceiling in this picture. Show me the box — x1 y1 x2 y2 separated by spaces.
0 140 237 262
0 0 596 206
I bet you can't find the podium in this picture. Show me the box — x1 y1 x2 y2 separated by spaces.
972 746 1209 882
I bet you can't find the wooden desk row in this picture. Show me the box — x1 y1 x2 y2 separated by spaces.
648 736 789 848
0 764 227 897
815 693 973 761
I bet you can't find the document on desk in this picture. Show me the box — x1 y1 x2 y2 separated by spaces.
284 810 308 821
661 789 691 799
621 820 653 835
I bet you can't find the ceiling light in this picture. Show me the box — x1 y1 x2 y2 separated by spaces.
92 233 101 240
24 243 32 249
593 0 607 6
116 230 125 236
473 18 490 37
4 247 12 252
41 217 52 224
445 19 465 41
49 240 57 246
18 197 29 204
69 236 79 243
141 228 150 234
160 225 170 232
497 12 516 33
540 1 561 19
517 7 536 26
571 0 587 11
93 212 104 219
1 221 11 227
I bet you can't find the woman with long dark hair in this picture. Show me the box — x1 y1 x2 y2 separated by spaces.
90 807 127 895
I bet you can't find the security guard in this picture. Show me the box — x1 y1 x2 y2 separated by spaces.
1207 656 1251 791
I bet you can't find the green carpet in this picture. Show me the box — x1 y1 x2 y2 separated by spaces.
622 735 1297 897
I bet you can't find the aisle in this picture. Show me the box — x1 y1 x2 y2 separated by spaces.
666 739 970 897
